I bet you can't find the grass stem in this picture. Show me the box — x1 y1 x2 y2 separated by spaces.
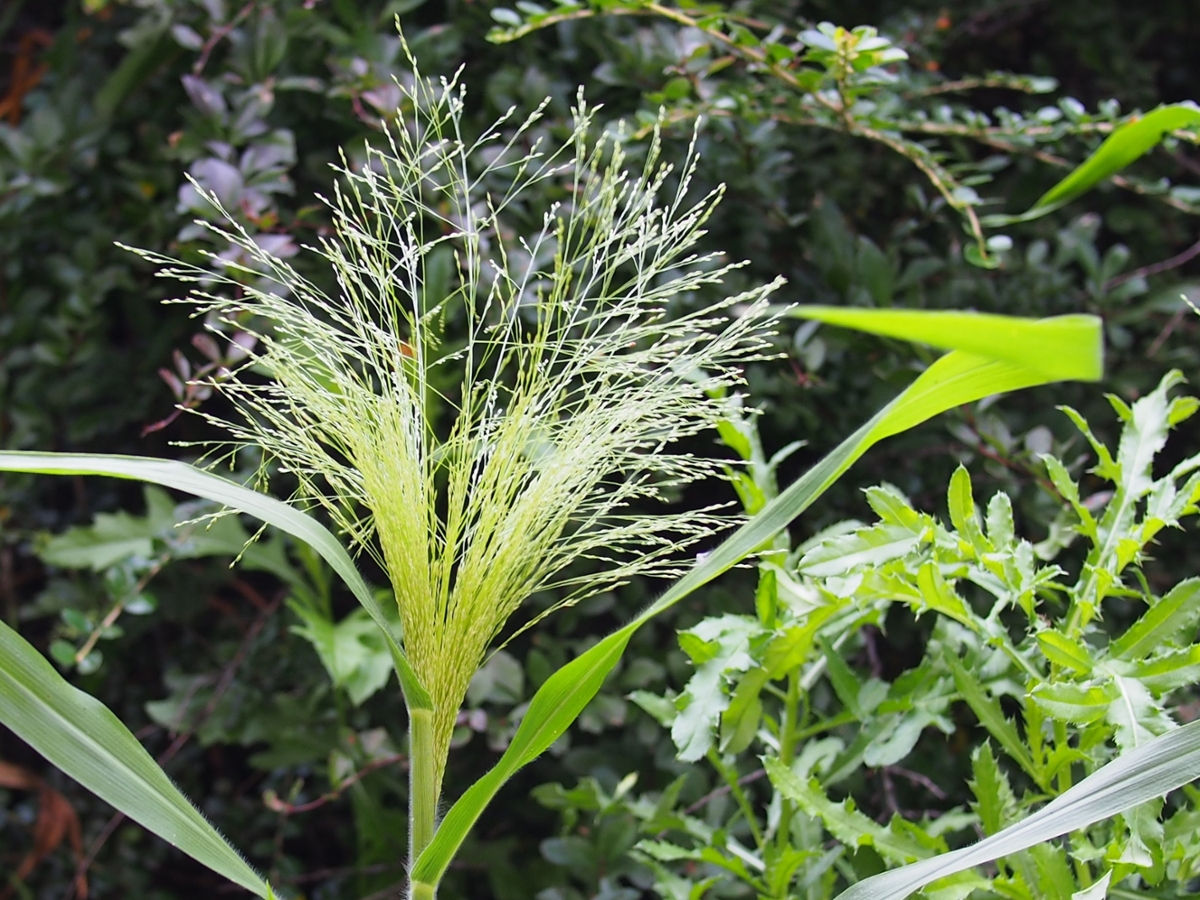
409 708 441 872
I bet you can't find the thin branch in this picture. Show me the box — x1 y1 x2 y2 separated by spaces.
1145 306 1190 360
682 767 767 815
1106 235 1200 290
263 753 408 815
886 765 948 799
73 549 173 664
903 74 1057 99
192 1 256 76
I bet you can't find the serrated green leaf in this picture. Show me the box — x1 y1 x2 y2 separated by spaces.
915 562 973 628
1133 645 1200 692
864 484 922 528
798 522 921 577
947 466 990 556
720 667 768 754
1057 406 1119 482
1111 578 1200 659
1028 841 1075 900
1041 454 1099 540
1114 372 1186 500
970 743 1018 836
672 615 761 761
1036 631 1093 674
1031 681 1118 724
1106 675 1175 752
677 631 720 665
820 635 865 718
1167 395 1200 427
945 650 1037 779
986 492 1016 550
763 602 843 678
1071 870 1111 900
765 757 938 864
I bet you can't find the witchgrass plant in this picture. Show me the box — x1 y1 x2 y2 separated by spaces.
127 62 784 863
8 52 1187 900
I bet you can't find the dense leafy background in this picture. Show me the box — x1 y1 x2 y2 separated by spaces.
1 1 1198 898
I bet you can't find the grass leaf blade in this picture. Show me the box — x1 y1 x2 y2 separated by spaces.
411 311 1103 891
1033 104 1200 212
833 719 1200 900
0 452 430 710
0 616 271 897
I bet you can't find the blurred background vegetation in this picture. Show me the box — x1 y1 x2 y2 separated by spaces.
1 1 1198 898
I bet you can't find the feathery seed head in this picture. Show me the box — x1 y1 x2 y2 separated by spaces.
134 64 784 777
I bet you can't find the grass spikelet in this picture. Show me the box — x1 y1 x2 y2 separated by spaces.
129 60 784 791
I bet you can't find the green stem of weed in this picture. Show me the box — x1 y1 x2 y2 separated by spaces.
706 748 765 850
410 880 438 900
775 669 802 850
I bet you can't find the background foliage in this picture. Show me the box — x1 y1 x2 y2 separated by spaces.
1 1 1199 898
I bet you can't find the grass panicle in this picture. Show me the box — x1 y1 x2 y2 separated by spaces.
128 61 784 790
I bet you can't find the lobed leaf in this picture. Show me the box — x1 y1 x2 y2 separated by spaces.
765 757 938 865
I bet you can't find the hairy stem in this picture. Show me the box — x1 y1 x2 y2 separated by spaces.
409 708 441 874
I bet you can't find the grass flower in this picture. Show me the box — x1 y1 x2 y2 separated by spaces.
130 63 783 801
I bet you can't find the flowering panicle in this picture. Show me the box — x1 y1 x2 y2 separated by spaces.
132 64 783 784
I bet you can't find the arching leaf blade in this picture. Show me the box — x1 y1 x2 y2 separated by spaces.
0 616 272 897
1033 103 1200 212
834 719 1200 900
0 452 430 711
787 309 1103 383
411 311 1104 891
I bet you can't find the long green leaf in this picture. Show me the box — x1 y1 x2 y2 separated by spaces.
1033 103 1200 211
0 453 430 711
410 311 1103 891
0 454 435 894
785 308 1102 383
834 719 1200 900
983 103 1200 226
0 617 270 897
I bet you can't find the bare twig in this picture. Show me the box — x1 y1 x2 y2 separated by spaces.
887 765 948 799
73 549 174 665
1145 306 1191 360
1106 235 1200 290
263 753 408 815
1174 151 1200 179
192 1 256 76
903 73 1058 99
682 767 767 815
